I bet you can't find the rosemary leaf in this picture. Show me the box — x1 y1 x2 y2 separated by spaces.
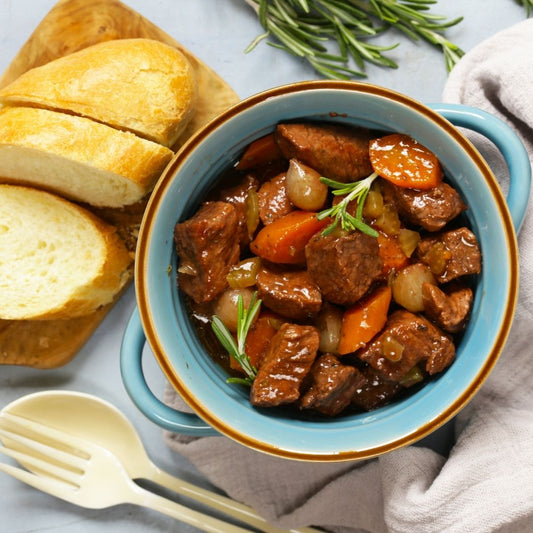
227 376 255 386
211 316 240 357
319 1 376 33
272 0 300 26
309 57 367 78
315 50 353 63
244 30 271 53
392 21 421 41
258 0 268 25
291 0 311 11
268 19 313 55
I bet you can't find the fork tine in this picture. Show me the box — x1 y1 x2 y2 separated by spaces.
0 412 89 449
0 426 87 472
0 412 91 453
0 411 90 454
0 443 81 486
0 461 80 505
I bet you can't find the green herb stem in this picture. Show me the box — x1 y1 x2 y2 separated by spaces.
317 171 379 237
211 292 262 386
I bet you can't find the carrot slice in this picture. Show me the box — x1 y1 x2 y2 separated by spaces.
377 232 409 275
369 134 443 190
337 285 392 355
250 211 328 264
236 133 283 170
229 311 280 373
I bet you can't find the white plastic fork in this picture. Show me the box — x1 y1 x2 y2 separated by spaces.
0 412 269 533
0 390 320 533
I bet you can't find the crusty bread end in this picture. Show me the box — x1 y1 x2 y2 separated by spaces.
0 38 197 148
0 185 133 320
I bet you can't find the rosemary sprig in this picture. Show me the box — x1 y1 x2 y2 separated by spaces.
211 292 262 386
243 0 464 78
317 171 379 237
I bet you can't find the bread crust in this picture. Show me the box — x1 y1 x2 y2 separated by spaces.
0 106 173 207
0 38 197 147
0 185 133 320
0 38 196 325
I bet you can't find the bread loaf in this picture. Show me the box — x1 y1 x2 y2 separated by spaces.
0 106 173 207
0 185 132 320
0 38 197 148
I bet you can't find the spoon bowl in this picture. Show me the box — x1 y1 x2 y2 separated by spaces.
2 390 149 477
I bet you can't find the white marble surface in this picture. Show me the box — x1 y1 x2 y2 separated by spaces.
0 1 527 531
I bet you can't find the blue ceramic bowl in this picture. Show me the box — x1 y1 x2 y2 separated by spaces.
121 81 530 461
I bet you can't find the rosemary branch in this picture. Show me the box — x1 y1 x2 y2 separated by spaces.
243 0 464 78
211 292 261 386
317 171 379 237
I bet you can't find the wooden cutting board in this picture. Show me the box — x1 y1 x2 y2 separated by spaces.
0 0 239 368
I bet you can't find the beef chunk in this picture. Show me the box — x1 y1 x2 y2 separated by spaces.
305 231 383 306
256 265 322 321
417 227 481 283
382 180 466 232
174 202 240 304
218 175 259 246
357 310 455 382
257 172 294 225
300 354 366 416
351 366 402 411
250 323 319 407
422 282 473 333
275 123 373 182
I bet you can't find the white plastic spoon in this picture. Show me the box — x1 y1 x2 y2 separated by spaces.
1 390 319 533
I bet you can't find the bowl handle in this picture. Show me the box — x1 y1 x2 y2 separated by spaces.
120 307 219 436
428 103 531 233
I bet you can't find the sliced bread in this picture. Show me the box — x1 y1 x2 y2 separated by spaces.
0 184 132 320
0 38 197 147
0 106 173 208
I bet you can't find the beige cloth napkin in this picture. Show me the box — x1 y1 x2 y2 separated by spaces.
163 19 533 533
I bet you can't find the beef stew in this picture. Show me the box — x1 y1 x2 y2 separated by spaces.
173 121 481 417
